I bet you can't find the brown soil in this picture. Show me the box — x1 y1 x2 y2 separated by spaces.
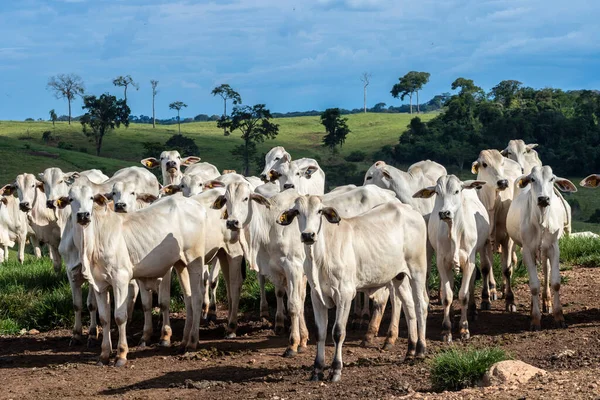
2 265 600 400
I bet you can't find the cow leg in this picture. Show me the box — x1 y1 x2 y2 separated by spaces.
174 265 193 350
550 243 566 328
310 290 328 382
542 255 552 314
158 270 172 347
48 245 62 274
126 280 139 324
438 263 454 343
186 258 206 352
459 260 476 340
224 254 243 339
95 290 112 366
479 242 493 310
360 292 371 329
0 247 4 263
207 257 221 323
18 235 26 264
87 287 100 347
113 274 131 367
67 268 84 346
137 282 153 348
383 282 402 352
258 273 270 319
298 275 309 352
409 259 429 358
523 247 542 331
363 286 389 347
30 233 42 258
398 278 419 359
283 263 304 357
351 292 362 331
329 292 352 382
502 238 517 312
274 279 287 335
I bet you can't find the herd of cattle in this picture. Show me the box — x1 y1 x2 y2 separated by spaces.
1 139 600 382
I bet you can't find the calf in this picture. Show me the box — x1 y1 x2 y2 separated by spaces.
141 150 201 185
506 166 576 330
276 195 428 381
0 194 39 263
414 175 489 342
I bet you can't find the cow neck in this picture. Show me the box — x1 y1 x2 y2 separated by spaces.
526 187 555 234
390 168 420 210
446 199 469 273
30 187 57 226
304 241 326 306
243 200 271 267
162 169 183 186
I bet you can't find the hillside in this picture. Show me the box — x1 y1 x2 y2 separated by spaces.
1 113 599 232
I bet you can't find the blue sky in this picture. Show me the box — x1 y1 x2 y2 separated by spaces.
1 0 599 120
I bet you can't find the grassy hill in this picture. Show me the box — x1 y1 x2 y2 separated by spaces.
1 113 599 232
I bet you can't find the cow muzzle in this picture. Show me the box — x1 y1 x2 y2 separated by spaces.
301 232 316 245
497 179 509 190
166 161 177 174
77 212 91 226
114 203 127 213
19 202 31 212
226 219 240 231
537 196 550 208
46 200 56 209
283 183 295 190
439 210 452 221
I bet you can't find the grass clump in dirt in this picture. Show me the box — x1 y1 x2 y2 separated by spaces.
430 347 510 391
559 236 600 267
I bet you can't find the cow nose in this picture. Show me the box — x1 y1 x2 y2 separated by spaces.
46 200 56 209
166 161 177 169
283 184 295 190
497 179 509 190
439 210 452 220
301 232 316 244
537 196 550 207
115 203 126 212
226 219 240 230
19 202 31 211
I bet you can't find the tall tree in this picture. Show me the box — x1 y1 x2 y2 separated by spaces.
169 101 187 134
112 75 139 104
46 73 85 125
320 108 351 154
391 71 430 114
217 104 279 175
489 80 522 109
211 84 242 136
150 80 159 128
80 93 130 156
49 109 57 127
360 72 371 113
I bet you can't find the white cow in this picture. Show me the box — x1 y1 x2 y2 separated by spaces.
261 147 325 195
57 186 208 366
502 140 572 234
414 175 489 342
275 195 428 382
141 150 201 185
506 166 576 330
472 150 522 311
0 195 40 263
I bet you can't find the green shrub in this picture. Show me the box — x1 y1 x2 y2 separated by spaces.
165 134 199 156
344 150 367 162
560 236 600 266
430 347 509 391
57 141 73 150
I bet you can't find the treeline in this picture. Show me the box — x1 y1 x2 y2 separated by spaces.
376 78 600 176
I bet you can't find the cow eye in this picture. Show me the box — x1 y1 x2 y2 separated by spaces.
366 176 372 180
482 162 488 168
296 173 300 176
199 183 203 186
455 190 459 194
275 157 280 161
550 177 555 182
160 157 164 160
58 180 63 184
31 184 35 188
89 197 93 200
130 192 135 195
507 151 512 156
243 197 249 201
531 178 536 182
181 184 185 188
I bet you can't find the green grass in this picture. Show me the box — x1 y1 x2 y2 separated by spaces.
430 347 510 391
559 235 600 268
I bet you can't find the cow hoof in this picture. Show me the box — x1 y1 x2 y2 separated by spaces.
480 301 491 311
283 348 297 358
310 371 324 382
554 320 567 329
115 358 127 368
530 323 541 332
442 333 452 344
138 340 147 349
159 339 171 348
69 336 83 347
225 332 237 339
543 305 552 314
274 326 286 336
328 372 342 382
506 304 517 313
298 345 307 354
489 292 498 301
382 342 394 352
96 358 109 366
460 330 470 341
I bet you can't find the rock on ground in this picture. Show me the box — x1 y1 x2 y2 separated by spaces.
482 360 547 387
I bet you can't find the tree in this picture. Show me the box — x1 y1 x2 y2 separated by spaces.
150 80 159 128
320 108 351 154
391 71 430 114
46 73 85 125
211 84 242 136
489 80 522 109
360 72 371 113
80 93 130 156
217 104 279 175
49 109 57 126
169 101 187 134
112 75 139 104
372 102 387 112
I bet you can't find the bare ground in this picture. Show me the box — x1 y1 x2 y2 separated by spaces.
2 265 600 399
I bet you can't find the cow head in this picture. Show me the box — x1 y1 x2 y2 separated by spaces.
580 174 600 188
363 161 393 189
38 168 80 209
162 176 225 198
414 175 485 221
277 195 340 245
260 146 291 182
517 166 576 208
141 150 201 185
268 159 319 192
2 174 45 213
471 150 514 191
501 140 538 172
108 181 157 213
56 185 109 227
211 181 270 231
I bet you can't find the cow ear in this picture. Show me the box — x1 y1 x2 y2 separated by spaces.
161 184 181 195
500 149 508 157
93 194 110 206
374 160 386 168
1 197 8 205
141 158 160 169
250 193 271 208
38 172 45 180
0 184 16 196
462 180 486 190
36 181 45 193
413 186 436 199
580 174 600 188
182 156 201 166
204 180 225 189
268 170 281 182
517 176 531 188
554 177 577 193
56 197 71 209
103 192 114 200
277 209 299 226
303 165 319 179
282 152 292 163
137 193 158 203
320 207 341 224
64 172 80 184
526 143 538 152
471 161 480 174
381 168 392 180
212 195 227 210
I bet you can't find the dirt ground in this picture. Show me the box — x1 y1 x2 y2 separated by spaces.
2 265 600 400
